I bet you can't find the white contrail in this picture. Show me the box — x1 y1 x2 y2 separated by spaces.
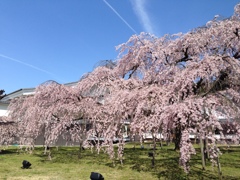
0 53 63 82
131 0 155 34
103 0 138 34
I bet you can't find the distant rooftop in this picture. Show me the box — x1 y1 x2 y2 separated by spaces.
0 81 78 103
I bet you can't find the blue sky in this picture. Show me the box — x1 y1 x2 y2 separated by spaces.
1 0 239 94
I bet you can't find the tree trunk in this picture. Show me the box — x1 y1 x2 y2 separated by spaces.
78 140 83 159
48 150 52 160
174 127 181 150
200 136 206 170
204 137 209 160
194 133 197 144
153 134 157 150
151 155 155 168
151 135 157 167
166 130 171 146
159 137 163 149
44 145 49 155
216 154 222 180
133 135 137 150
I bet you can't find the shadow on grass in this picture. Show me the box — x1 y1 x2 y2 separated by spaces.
0 149 17 155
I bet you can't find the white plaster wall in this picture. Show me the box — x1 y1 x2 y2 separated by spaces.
0 104 9 116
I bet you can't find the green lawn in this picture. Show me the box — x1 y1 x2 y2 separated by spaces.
0 143 240 180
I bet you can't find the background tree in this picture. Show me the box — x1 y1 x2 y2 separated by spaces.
0 89 16 149
0 89 6 99
8 81 88 157
0 116 17 149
